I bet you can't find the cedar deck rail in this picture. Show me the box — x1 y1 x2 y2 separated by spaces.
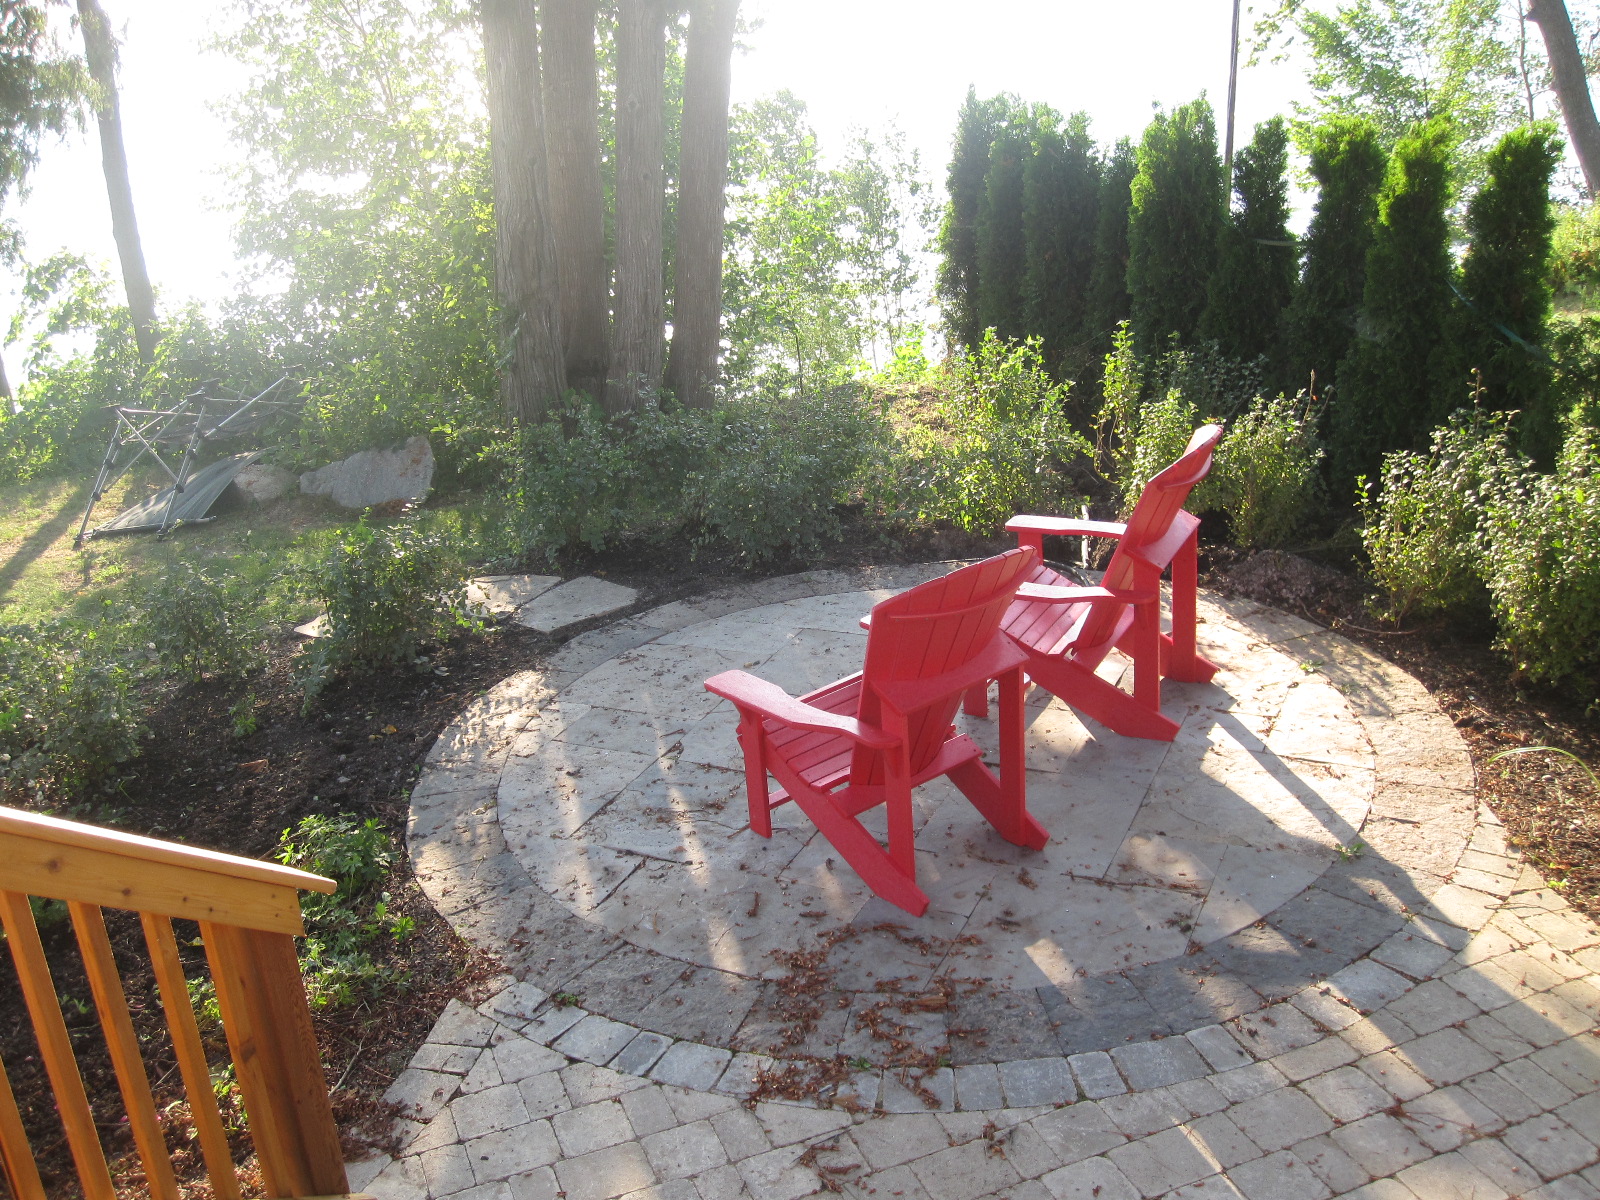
0 804 357 1200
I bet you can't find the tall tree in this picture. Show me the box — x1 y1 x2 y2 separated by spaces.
1199 116 1297 368
1254 0 1524 182
1333 119 1456 492
0 3 83 401
482 0 565 423
936 88 1008 352
665 0 738 409
1453 122 1561 459
1126 97 1225 352
1526 0 1600 196
1022 110 1100 378
608 0 668 412
975 112 1032 343
1083 137 1136 361
1281 115 1387 397
541 0 609 401
76 0 155 366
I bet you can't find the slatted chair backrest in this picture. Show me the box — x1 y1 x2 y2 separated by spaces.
852 548 1036 784
1074 424 1223 658
0 805 347 1200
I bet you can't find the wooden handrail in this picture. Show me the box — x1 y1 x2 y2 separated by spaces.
0 804 352 1199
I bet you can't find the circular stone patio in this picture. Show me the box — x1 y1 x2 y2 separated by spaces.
408 563 1483 1089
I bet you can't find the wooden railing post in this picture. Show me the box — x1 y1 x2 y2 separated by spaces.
202 922 349 1199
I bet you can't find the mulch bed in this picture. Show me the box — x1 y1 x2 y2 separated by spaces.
2 522 1595 1196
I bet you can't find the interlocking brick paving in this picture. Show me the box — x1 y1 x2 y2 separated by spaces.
357 565 1600 1200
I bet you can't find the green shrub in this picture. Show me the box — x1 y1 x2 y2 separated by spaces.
1481 423 1600 689
1121 389 1205 513
276 815 413 1008
0 621 142 799
139 558 268 683
1551 202 1600 302
895 331 1090 531
510 390 886 567
1358 411 1516 622
691 389 887 565
1211 394 1325 549
299 516 475 699
509 396 699 562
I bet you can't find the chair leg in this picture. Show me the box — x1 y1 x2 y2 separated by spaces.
734 713 772 838
1163 530 1219 683
1130 599 1162 714
949 671 1048 850
962 682 989 718
1025 655 1181 742
787 787 931 916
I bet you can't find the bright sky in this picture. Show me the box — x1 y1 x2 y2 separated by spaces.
5 0 1315 368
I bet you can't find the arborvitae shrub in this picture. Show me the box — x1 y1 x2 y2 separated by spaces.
1083 139 1137 362
1281 116 1386 399
1332 119 1457 497
937 89 1010 351
1200 117 1297 371
1126 98 1225 353
976 119 1033 343
1022 111 1100 380
1452 122 1561 464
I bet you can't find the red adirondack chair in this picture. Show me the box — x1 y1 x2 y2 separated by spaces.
704 548 1048 917
966 424 1223 742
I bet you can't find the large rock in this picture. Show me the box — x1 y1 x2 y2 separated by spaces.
300 435 434 509
231 462 296 504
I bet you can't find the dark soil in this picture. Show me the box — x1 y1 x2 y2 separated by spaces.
4 517 1597 1197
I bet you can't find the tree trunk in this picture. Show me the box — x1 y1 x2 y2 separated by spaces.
1528 0 1600 196
541 0 609 402
608 0 668 413
77 0 158 366
0 343 12 406
664 0 738 410
481 0 566 424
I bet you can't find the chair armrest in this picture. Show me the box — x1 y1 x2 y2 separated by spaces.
1005 515 1126 540
1015 582 1156 605
704 671 898 748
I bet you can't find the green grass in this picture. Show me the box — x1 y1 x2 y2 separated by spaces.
0 466 498 632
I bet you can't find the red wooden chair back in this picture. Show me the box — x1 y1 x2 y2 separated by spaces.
1074 424 1222 658
852 548 1035 785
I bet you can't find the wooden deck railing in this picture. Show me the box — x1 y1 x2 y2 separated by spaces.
0 804 355 1199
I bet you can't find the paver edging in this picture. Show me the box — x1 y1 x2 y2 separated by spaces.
403 568 1568 1112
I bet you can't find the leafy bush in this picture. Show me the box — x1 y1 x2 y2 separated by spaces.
1358 411 1516 622
510 390 885 567
1119 389 1212 514
1481 424 1600 689
691 389 888 565
299 517 475 699
276 815 413 1008
0 621 142 799
1211 394 1325 549
139 558 268 683
1550 202 1600 302
897 331 1091 530
509 397 684 561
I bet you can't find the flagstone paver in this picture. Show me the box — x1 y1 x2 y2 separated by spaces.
352 564 1600 1200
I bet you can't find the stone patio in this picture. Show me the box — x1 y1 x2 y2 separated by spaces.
358 563 1600 1200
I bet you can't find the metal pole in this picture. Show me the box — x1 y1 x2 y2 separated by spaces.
1224 0 1243 189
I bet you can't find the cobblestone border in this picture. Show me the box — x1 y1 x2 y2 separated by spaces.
406 567 1497 1106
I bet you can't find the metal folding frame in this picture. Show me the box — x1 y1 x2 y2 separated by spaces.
74 375 301 547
